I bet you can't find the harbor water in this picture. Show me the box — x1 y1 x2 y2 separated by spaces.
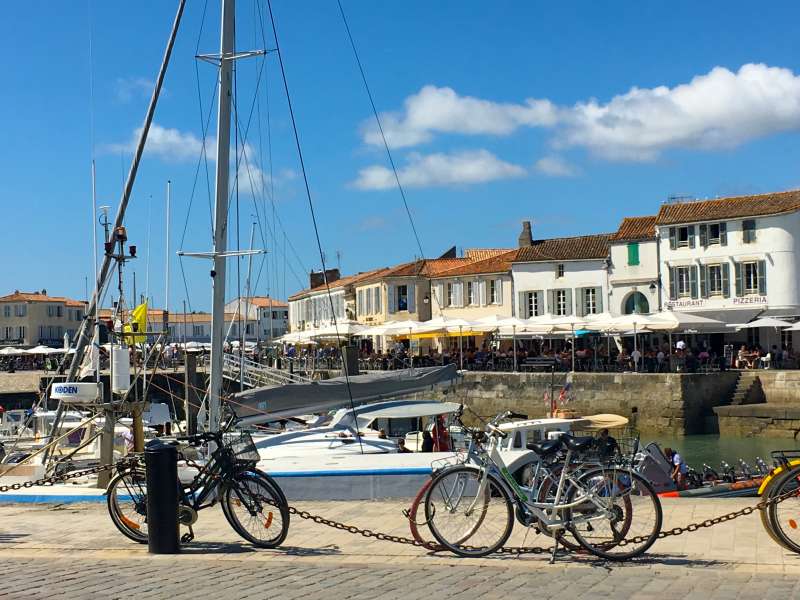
644 434 800 469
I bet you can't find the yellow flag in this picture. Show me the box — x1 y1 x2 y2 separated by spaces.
124 302 148 344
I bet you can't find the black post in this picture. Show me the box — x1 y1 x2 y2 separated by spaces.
145 439 180 554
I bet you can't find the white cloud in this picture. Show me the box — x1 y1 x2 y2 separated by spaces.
533 155 578 177
106 124 208 162
115 76 155 103
352 150 526 190
557 63 800 160
361 64 800 161
361 85 557 148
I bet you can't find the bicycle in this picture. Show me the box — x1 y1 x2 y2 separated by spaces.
423 411 662 561
106 417 289 548
759 450 800 553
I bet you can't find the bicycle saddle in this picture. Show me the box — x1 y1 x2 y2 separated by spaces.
526 439 561 456
559 434 594 452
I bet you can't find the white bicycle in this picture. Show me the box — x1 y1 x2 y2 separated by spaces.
424 411 662 561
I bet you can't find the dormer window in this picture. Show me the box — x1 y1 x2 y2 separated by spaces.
556 264 565 278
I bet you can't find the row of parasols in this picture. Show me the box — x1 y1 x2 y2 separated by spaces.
277 310 796 344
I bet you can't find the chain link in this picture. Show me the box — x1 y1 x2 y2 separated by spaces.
0 456 139 494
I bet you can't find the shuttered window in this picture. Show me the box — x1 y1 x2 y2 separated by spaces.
627 243 639 266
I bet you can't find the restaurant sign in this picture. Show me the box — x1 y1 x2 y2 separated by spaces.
666 299 706 310
732 296 768 305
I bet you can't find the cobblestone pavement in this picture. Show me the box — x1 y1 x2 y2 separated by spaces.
0 497 798 599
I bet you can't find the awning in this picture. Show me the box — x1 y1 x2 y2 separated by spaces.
758 307 800 319
683 309 763 330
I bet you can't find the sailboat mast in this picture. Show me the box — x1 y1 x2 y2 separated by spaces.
208 0 236 432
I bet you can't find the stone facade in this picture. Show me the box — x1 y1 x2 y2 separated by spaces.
433 371 739 436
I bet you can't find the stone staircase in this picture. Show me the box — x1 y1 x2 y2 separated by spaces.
729 370 765 405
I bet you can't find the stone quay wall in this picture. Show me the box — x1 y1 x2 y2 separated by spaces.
431 371 740 436
714 371 800 438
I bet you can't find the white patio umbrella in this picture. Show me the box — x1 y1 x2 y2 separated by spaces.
0 347 24 355
473 315 532 371
735 317 793 329
784 322 800 331
311 321 367 339
380 320 425 368
417 317 476 370
598 314 664 371
26 345 58 354
650 311 726 331
548 315 591 372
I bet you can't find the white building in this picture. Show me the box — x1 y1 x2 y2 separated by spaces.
655 190 800 350
224 296 288 341
607 216 660 316
511 223 611 319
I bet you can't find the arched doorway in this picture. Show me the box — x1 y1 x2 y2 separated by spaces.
623 292 650 315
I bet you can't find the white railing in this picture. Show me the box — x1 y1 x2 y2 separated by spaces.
222 353 312 388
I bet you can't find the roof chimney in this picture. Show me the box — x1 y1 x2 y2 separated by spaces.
518 221 533 248
41 289 47 295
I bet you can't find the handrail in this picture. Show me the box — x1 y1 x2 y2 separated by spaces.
221 353 312 388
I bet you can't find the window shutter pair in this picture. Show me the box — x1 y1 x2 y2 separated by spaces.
408 283 416 313
758 260 767 295
734 263 743 297
668 266 677 300
518 291 528 318
388 285 396 313
669 227 677 250
699 265 707 298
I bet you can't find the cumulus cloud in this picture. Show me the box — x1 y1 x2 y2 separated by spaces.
361 64 800 161
360 85 557 148
533 155 578 177
106 124 208 162
352 150 526 190
557 63 800 160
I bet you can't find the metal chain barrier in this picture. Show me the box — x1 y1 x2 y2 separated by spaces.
0 456 140 494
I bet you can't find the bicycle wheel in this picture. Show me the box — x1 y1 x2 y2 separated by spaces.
766 464 800 554
221 470 290 548
424 466 514 557
566 467 662 561
759 467 795 550
407 478 435 546
106 468 148 544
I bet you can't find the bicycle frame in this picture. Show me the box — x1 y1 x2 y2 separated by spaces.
462 433 618 533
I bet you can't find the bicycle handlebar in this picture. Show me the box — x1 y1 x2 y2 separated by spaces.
176 431 222 445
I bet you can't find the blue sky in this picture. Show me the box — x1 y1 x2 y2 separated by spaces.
3 1 800 311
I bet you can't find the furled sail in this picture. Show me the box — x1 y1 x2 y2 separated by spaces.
231 364 458 424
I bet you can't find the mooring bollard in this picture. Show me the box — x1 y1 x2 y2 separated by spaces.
145 438 180 554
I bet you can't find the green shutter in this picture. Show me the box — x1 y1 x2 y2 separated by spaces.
720 222 727 246
758 260 767 295
699 224 708 247
722 262 730 298
688 225 696 248
734 262 743 297
690 265 698 299
699 264 707 298
669 227 677 250
627 242 640 266
668 267 677 300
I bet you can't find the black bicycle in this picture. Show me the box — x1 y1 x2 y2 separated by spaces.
106 424 289 548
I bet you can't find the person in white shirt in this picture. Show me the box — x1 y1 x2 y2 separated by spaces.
664 447 688 489
630 348 641 371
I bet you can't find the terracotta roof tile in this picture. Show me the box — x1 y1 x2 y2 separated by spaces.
463 248 513 261
240 296 288 309
433 250 517 278
288 267 391 300
610 216 657 242
513 234 611 262
0 291 86 306
655 190 800 225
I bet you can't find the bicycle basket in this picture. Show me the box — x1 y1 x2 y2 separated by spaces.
223 431 261 464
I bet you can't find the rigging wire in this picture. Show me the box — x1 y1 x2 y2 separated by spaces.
266 0 362 453
335 0 426 263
